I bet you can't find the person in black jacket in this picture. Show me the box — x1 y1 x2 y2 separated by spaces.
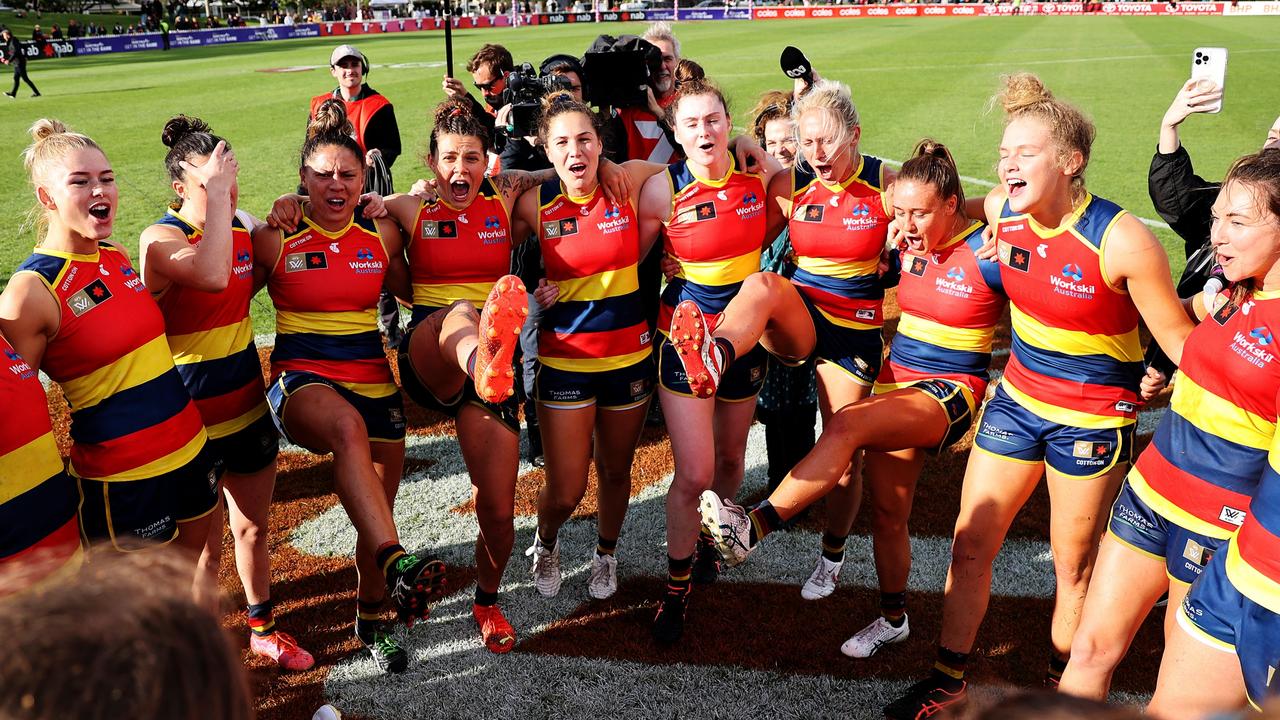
1145 78 1280 375
1 28 40 99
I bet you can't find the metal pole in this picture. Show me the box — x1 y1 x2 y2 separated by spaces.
444 0 453 77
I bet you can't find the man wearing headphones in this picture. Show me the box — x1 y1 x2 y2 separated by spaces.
309 44 402 193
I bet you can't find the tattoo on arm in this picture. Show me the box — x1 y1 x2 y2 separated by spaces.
494 169 557 201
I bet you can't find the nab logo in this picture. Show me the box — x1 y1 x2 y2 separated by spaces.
908 257 929 277
484 216 502 229
799 205 824 223
1251 327 1274 346
557 218 580 237
1061 263 1085 282
356 248 376 261
742 192 759 205
946 267 965 282
694 202 717 221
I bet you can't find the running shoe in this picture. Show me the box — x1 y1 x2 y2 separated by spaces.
698 490 755 567
883 676 967 719
356 623 409 674
840 615 910 659
525 535 562 597
249 631 316 671
691 533 721 584
669 299 723 398
651 583 691 646
474 275 528 404
472 603 517 654
801 555 842 600
385 553 447 626
588 552 618 600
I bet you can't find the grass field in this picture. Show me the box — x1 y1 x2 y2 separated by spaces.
2 16 1279 332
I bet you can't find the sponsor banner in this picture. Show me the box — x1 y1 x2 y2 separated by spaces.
1222 0 1280 13
70 22 322 56
319 15 510 35
753 2 1224 19
21 39 76 59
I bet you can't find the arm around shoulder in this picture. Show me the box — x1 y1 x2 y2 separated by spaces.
1105 213 1193 366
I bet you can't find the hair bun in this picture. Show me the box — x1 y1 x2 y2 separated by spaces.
161 115 211 149
998 73 1053 116
308 98 354 141
432 98 474 126
29 118 70 144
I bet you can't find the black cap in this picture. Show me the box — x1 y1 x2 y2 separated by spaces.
540 53 584 78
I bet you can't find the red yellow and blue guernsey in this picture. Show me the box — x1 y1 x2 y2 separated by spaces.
0 336 81 585
268 214 396 395
152 209 267 440
875 221 1006 403
995 194 1143 429
1226 404 1280 616
788 155 892 331
13 244 208 481
1128 291 1280 543
537 179 650 373
659 157 768 334
406 179 511 326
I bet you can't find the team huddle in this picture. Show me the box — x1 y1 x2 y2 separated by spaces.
3 21 1280 719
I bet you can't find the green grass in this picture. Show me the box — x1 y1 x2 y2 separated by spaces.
2 17 1278 333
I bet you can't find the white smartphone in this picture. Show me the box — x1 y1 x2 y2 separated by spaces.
1190 47 1228 114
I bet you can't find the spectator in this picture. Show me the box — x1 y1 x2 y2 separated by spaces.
30 24 42 41
1 27 40 98
49 24 61 39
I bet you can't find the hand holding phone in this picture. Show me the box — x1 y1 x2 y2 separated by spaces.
1190 47 1227 114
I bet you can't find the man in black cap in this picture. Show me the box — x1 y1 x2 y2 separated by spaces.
2 27 41 99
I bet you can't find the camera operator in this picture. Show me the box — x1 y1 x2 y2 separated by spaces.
1144 79 1280 377
500 55 585 467
442 43 514 146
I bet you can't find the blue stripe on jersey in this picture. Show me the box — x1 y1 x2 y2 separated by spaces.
15 251 67 286
661 278 742 316
1010 331 1143 391
1152 411 1266 497
545 292 646 335
889 334 991 379
175 342 262 400
0 469 76 558
69 368 193 445
1249 466 1280 541
966 235 1005 294
272 331 386 363
790 267 884 300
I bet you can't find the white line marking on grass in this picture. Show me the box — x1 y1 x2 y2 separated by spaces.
879 158 1171 229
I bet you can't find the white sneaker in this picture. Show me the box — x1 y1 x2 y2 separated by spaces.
840 614 910 658
800 556 842 600
524 535 562 597
587 552 618 599
698 490 755 566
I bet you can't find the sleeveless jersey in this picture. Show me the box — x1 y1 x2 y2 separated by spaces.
406 179 511 325
1129 291 1280 540
659 157 768 335
268 215 395 394
537 180 650 373
14 244 207 481
876 222 1006 400
995 194 1143 429
788 155 892 331
1226 380 1280 613
152 209 267 439
0 336 80 574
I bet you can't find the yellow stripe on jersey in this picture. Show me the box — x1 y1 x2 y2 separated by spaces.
898 313 994 353
60 335 173 411
169 317 254 365
677 251 761 287
794 255 880 280
0 433 65 504
814 305 879 331
1001 378 1135 430
204 401 269 440
1225 538 1280 615
556 267 640 303
413 282 491 310
1171 373 1275 450
1126 466 1236 540
276 309 379 336
78 427 208 483
1011 304 1143 363
334 380 401 399
539 347 652 374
